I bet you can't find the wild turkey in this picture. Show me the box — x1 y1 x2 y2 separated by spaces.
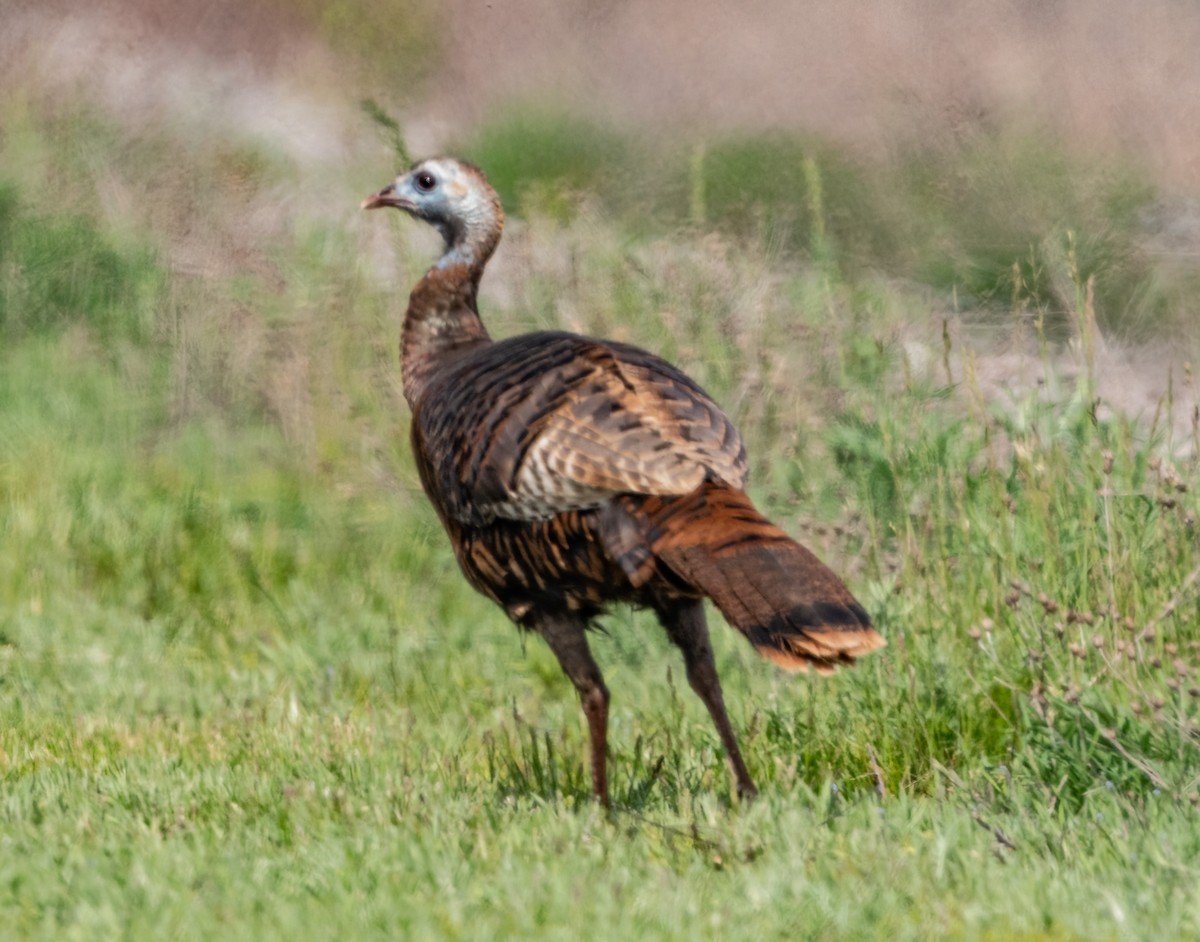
363 157 884 806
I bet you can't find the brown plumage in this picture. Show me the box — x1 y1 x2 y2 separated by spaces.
363 157 884 806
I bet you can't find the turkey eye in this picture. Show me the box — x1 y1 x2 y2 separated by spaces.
415 172 437 192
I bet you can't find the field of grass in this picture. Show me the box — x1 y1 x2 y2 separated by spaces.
3 70 1200 941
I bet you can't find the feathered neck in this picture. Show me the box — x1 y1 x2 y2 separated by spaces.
400 193 503 409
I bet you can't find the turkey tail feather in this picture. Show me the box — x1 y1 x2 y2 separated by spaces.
617 484 885 674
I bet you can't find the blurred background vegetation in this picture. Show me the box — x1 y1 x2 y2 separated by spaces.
2 1 1200 938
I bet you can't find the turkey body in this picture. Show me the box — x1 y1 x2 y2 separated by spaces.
364 157 884 806
412 331 743 619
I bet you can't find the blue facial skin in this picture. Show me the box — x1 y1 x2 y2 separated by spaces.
370 159 498 270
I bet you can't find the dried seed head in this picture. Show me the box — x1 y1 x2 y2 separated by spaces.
1039 593 1058 614
1175 659 1190 677
1152 697 1166 711
1092 635 1105 649
980 617 994 632
1148 455 1162 473
1142 629 1157 643
1005 590 1021 608
1151 656 1163 670
1166 643 1178 656
967 627 982 641
1102 450 1114 475
1070 644 1086 659
1123 616 1136 632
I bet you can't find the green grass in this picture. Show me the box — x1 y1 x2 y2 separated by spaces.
461 110 1197 337
461 106 635 221
2 108 1200 940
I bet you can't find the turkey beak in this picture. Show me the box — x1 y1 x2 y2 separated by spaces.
361 184 410 211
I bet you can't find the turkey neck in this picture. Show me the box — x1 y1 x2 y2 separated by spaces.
400 201 503 409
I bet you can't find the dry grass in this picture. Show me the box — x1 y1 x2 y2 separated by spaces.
6 1 1200 187
437 0 1200 189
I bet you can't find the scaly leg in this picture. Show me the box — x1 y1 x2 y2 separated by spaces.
657 599 758 800
536 614 612 808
